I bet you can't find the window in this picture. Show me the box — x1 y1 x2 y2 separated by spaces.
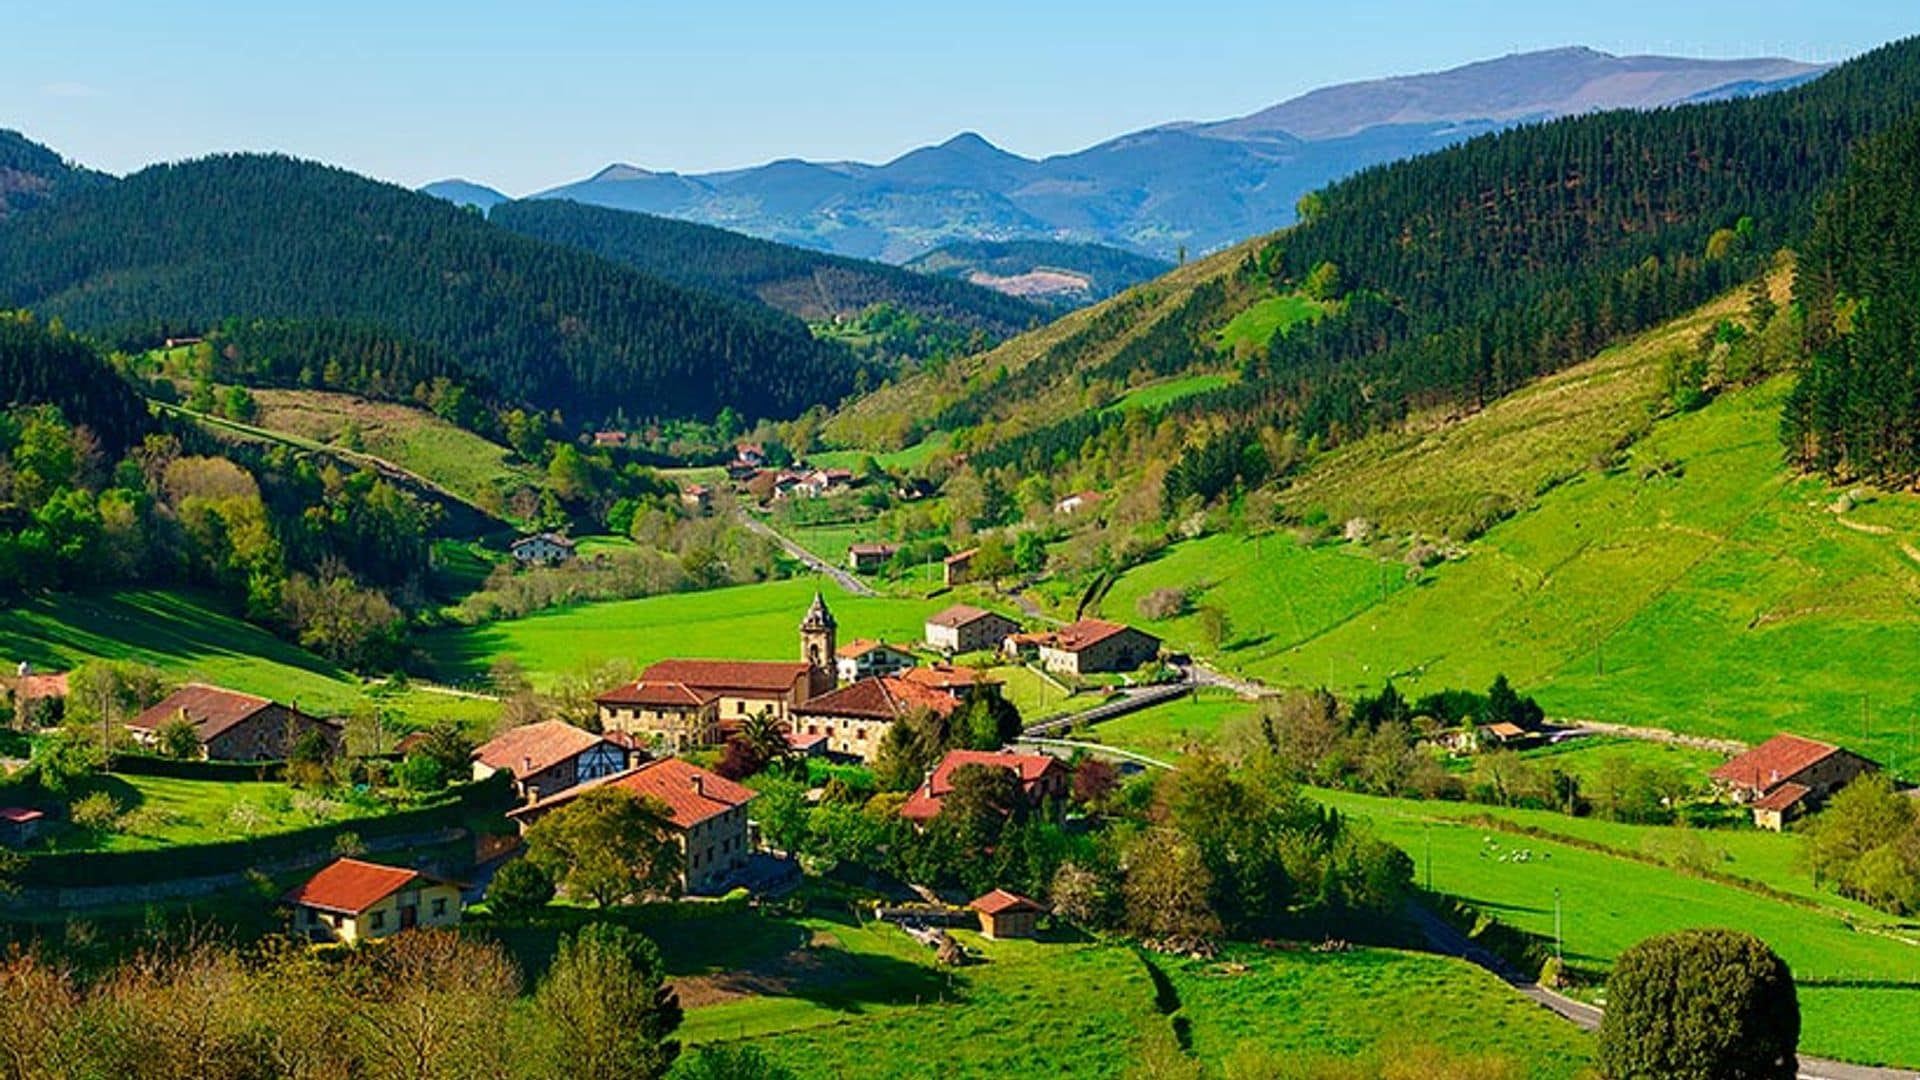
431 897 447 917
370 911 386 930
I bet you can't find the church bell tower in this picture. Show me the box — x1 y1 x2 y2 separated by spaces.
800 590 838 697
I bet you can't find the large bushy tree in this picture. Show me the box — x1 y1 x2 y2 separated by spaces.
1598 929 1798 1080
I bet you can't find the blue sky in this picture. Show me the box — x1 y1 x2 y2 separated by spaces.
4 2 1913 193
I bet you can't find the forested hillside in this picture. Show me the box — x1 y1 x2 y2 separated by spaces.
0 154 864 426
832 37 1920 491
1783 110 1920 480
491 199 1043 342
0 129 108 220
903 239 1174 305
0 315 440 668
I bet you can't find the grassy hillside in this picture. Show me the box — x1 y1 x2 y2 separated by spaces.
1318 788 1920 1067
1102 370 1920 766
248 388 538 512
0 588 496 729
823 238 1269 450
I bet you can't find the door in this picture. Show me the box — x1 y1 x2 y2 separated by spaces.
400 904 418 930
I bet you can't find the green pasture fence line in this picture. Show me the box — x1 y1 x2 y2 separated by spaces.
16 775 512 888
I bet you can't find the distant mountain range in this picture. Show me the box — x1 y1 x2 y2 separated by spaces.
429 47 1824 262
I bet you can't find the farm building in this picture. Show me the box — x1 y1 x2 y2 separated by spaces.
283 857 463 944
126 684 340 762
3 663 67 727
471 720 632 803
943 548 978 587
510 758 756 893
680 483 713 515
1033 619 1161 676
0 807 45 847
900 749 1069 825
970 889 1046 939
847 543 899 573
1711 734 1878 830
791 675 963 762
509 532 576 566
1053 491 1102 515
836 639 917 683
924 604 1021 655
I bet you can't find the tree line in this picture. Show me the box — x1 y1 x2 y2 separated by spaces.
0 154 863 426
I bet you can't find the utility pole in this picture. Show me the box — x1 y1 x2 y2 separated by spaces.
1554 887 1563 962
1424 823 1433 892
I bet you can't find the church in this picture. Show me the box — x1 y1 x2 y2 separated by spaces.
595 592 840 752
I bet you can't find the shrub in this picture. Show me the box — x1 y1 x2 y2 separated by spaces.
1136 587 1188 621
488 857 555 919
1598 929 1798 1079
69 790 122 832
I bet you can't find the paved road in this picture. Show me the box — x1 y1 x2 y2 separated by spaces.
1021 679 1196 737
1187 661 1272 700
1405 901 1917 1080
1013 736 1176 772
736 513 877 597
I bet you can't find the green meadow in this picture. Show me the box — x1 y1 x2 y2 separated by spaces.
1100 373 1234 415
419 577 952 688
1315 787 1920 1067
627 904 1590 1078
1215 291 1325 353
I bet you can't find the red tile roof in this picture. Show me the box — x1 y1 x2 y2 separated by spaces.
1045 619 1146 653
1711 734 1844 793
794 676 959 722
1752 782 1812 813
836 638 905 659
899 664 1000 693
970 888 1046 915
900 749 1064 821
925 604 1001 629
848 543 898 557
0 807 43 824
944 548 978 566
127 684 288 740
640 659 810 695
596 680 720 708
9 673 67 700
282 857 450 915
473 720 612 776
509 758 756 830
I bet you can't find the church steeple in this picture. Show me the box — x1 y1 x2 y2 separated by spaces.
800 591 838 696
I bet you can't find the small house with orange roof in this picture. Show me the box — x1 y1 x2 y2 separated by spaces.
509 758 758 893
283 857 463 943
970 889 1046 939
835 639 917 683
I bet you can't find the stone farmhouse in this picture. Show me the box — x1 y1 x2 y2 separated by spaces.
900 749 1070 825
847 542 898 573
509 532 576 566
283 857 463 944
925 604 1021 655
943 548 977 587
596 680 722 753
1030 619 1161 676
471 719 632 803
791 675 964 762
836 639 917 683
510 758 756 894
127 684 340 762
1711 733 1878 830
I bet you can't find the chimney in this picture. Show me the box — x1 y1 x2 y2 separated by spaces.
525 783 540 806
690 773 704 797
523 756 533 776
922 768 934 798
